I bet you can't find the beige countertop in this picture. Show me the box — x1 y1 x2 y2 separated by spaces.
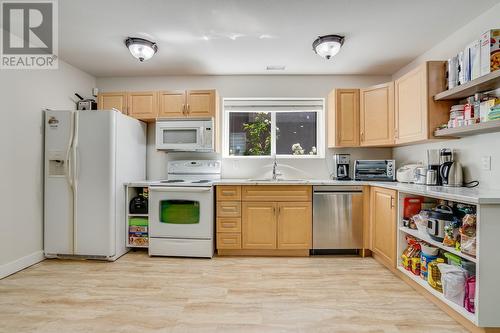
127 179 500 204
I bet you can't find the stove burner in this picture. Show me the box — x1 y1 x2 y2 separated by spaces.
160 179 185 183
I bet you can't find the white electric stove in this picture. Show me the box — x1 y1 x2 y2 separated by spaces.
148 160 220 258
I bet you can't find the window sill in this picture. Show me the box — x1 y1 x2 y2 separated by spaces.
223 155 325 160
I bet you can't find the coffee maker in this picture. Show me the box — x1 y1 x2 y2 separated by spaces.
439 148 463 187
333 154 351 180
427 149 441 185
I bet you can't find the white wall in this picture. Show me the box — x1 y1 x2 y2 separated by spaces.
97 74 393 179
0 61 96 276
392 3 500 189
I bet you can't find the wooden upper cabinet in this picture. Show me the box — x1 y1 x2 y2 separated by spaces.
395 61 451 145
328 89 360 147
242 202 277 249
370 186 397 268
98 92 128 114
127 91 158 121
360 82 394 146
186 90 216 117
277 202 312 250
158 90 186 118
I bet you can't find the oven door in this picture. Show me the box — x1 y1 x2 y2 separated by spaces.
149 186 213 239
155 124 204 150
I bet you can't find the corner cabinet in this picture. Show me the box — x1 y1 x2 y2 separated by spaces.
395 61 452 144
370 186 397 269
360 82 394 146
216 185 312 256
97 92 128 114
327 89 360 147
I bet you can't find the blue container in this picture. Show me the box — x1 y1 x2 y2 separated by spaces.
420 252 438 279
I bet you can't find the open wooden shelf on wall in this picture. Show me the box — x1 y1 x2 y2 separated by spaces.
434 70 500 101
434 119 500 137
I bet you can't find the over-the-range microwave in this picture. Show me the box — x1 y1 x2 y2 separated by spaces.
155 118 214 151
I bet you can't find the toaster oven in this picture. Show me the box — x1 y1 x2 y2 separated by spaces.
354 160 395 181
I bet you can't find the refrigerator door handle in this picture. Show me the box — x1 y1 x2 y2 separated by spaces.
65 112 75 190
72 112 79 253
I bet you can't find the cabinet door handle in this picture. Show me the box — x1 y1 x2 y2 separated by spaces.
182 104 186 115
391 197 395 208
273 206 276 215
360 131 364 142
186 104 190 114
278 206 281 215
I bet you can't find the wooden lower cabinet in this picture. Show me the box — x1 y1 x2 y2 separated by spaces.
277 202 312 249
242 202 277 249
370 186 397 268
216 185 312 255
216 233 242 250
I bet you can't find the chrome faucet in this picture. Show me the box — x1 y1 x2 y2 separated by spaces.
272 155 280 180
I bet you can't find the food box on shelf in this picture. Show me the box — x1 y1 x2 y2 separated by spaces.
480 29 500 76
129 225 148 233
129 236 148 246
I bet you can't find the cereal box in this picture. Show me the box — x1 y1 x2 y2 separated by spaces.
480 29 500 76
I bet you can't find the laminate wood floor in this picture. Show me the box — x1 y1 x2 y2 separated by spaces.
0 251 468 333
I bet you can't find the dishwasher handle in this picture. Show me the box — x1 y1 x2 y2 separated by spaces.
313 185 363 192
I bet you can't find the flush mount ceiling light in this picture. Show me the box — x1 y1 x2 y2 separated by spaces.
312 35 344 59
125 37 158 62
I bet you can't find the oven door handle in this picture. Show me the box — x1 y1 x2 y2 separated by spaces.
149 187 212 193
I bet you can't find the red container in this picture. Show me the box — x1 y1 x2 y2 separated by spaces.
403 197 423 219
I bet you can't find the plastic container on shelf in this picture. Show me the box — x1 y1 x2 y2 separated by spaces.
428 258 445 292
461 260 476 278
421 243 439 256
403 197 424 219
444 252 462 267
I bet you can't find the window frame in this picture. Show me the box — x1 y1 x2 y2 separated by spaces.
222 98 325 159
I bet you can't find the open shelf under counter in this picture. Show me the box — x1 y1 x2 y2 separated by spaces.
397 266 477 324
399 226 477 263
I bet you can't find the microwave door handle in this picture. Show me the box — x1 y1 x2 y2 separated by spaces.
199 127 204 146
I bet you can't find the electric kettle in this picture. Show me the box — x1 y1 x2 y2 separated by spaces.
440 161 463 187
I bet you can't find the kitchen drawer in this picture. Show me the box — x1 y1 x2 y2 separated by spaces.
217 232 242 249
216 186 241 201
217 217 241 233
242 185 312 202
217 201 241 217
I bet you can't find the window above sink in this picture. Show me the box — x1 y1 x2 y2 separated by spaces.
222 98 325 159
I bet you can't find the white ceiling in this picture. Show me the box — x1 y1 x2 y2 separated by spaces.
59 0 499 77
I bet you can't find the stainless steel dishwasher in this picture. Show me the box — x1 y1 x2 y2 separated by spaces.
312 186 363 252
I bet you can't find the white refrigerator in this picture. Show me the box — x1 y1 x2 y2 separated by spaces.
44 110 146 260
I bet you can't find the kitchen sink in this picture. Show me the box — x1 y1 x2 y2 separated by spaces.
247 178 306 182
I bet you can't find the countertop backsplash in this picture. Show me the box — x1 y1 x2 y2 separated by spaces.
146 123 392 180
